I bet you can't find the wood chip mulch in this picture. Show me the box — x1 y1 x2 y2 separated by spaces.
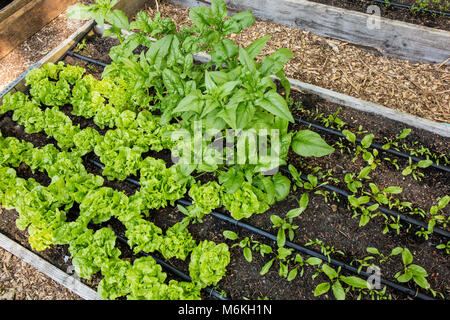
0 246 81 300
155 1 450 123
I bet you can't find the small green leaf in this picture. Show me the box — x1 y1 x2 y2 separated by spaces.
223 10 255 35
332 281 346 300
299 192 309 210
314 282 330 297
189 6 215 29
417 159 433 168
243 247 252 262
412 274 430 289
245 35 271 59
396 272 412 283
255 90 294 123
287 268 298 281
260 258 274 275
321 264 338 280
292 130 334 157
402 248 413 266
409 264 428 277
341 276 370 289
366 247 380 255
357 166 372 179
277 228 286 248
361 134 374 149
391 247 403 256
342 129 356 144
286 207 302 219
382 186 403 194
223 230 238 240
306 257 322 266
402 166 413 176
270 215 283 227
211 0 228 19
398 128 411 139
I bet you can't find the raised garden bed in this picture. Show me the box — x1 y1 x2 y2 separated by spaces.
0 0 449 302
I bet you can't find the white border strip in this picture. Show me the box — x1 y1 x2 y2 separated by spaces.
0 233 101 300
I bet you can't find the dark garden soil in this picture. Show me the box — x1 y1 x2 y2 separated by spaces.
0 0 14 10
0 32 449 301
307 0 450 31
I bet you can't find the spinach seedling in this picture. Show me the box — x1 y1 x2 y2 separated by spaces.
223 231 272 263
382 128 411 151
394 248 430 290
313 264 370 300
270 214 299 248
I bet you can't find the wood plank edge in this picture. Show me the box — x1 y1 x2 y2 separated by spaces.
0 232 101 300
284 78 450 138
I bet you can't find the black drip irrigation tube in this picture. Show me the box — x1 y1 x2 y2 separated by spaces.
371 0 450 17
88 158 450 239
66 51 108 67
115 235 228 300
294 117 450 173
87 159 435 300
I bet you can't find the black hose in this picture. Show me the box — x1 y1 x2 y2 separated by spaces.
175 199 434 300
294 117 450 173
115 235 229 300
66 51 108 67
93 155 449 238
371 0 450 17
87 157 449 238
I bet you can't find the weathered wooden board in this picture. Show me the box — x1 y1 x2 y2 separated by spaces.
0 0 78 59
114 0 155 19
167 0 450 64
0 0 34 22
284 77 450 137
0 233 101 300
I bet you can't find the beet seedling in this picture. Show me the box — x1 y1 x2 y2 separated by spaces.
436 241 450 255
402 158 433 181
223 231 272 263
305 239 344 263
